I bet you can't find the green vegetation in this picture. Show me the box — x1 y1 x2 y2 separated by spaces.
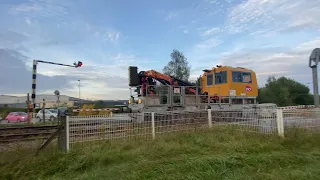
1 127 320 180
257 76 314 106
163 49 191 81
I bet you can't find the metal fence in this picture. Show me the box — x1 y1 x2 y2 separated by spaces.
283 108 320 132
210 108 279 134
64 108 320 151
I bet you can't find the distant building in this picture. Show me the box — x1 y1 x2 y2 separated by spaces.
0 95 76 109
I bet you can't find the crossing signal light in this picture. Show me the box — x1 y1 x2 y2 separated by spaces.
74 61 83 68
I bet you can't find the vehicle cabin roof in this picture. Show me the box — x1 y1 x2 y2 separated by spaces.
202 66 255 74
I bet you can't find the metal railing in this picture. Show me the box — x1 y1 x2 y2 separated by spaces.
282 108 320 132
62 108 320 151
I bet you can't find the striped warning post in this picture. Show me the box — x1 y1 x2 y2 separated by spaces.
31 60 37 117
30 59 80 123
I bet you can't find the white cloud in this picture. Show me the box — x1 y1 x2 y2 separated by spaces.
165 12 178 21
25 17 31 25
195 38 223 49
225 0 320 35
105 31 120 42
14 3 42 12
11 0 68 18
201 27 220 36
295 38 320 51
36 64 130 100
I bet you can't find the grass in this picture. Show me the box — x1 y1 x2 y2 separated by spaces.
0 127 320 180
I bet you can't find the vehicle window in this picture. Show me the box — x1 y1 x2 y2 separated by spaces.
38 110 42 113
232 71 252 83
214 71 227 84
49 109 58 113
17 112 27 116
8 113 13 115
207 74 213 86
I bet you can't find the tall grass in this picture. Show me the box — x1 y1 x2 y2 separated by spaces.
0 127 320 180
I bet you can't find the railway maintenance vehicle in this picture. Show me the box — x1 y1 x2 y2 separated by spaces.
127 65 276 114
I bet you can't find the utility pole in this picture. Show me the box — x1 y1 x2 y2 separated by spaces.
309 48 320 108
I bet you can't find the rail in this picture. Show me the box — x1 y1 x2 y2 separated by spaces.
0 125 58 143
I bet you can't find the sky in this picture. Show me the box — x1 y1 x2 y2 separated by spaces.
0 0 320 100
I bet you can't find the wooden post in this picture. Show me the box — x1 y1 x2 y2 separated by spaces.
58 115 68 152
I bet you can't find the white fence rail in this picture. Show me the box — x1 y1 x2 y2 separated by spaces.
64 108 320 151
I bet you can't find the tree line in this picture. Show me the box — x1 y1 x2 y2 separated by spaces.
162 49 315 107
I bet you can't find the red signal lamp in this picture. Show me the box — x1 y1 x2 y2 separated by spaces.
74 61 83 68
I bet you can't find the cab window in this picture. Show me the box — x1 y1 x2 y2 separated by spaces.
214 71 227 84
207 74 213 86
232 71 252 83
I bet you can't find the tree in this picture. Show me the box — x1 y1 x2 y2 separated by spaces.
257 76 314 106
163 49 191 81
190 76 201 86
94 100 105 109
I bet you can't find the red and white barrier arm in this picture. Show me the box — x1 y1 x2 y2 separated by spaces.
72 108 120 112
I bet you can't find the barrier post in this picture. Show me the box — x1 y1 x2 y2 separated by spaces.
208 109 212 128
151 112 155 139
276 109 284 137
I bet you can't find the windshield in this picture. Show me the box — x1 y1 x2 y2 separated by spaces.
49 109 58 113
17 112 27 116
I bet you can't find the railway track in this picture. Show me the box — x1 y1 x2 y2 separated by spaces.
0 125 58 143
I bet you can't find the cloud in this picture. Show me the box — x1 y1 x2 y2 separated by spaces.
104 31 120 42
0 30 29 52
225 0 320 35
165 11 178 21
11 0 68 18
0 49 71 94
200 27 221 36
0 48 135 100
25 17 31 25
195 38 223 49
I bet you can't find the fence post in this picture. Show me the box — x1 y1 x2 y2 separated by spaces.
66 116 69 151
276 109 284 137
151 112 155 139
208 109 212 128
58 115 69 152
